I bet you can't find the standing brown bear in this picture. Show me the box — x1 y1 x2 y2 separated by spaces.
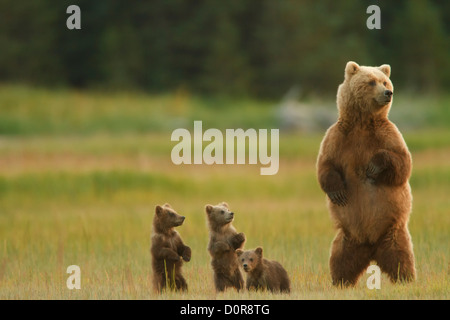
317 61 415 286
236 247 290 293
151 203 191 291
206 202 245 292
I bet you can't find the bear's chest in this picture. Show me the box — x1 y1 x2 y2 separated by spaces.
340 129 381 174
158 232 180 250
212 230 235 247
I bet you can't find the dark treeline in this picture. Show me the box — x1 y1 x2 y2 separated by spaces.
0 0 448 98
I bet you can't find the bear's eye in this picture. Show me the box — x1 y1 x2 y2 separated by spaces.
369 80 376 86
249 258 253 262
241 259 244 262
383 81 387 86
220 210 225 215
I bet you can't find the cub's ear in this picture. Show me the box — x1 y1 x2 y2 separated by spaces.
255 247 263 258
345 61 360 78
220 202 229 209
236 249 244 257
155 205 164 216
378 64 391 77
205 205 213 215
163 203 172 208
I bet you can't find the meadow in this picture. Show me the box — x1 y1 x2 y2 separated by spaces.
0 85 449 299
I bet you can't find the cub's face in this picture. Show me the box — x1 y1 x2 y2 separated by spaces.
205 202 234 228
236 247 263 272
344 61 394 111
155 203 185 228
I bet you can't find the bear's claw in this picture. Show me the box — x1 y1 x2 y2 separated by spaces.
182 246 191 262
328 190 348 206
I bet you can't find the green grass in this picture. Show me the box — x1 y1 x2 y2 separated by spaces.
0 85 449 299
0 84 278 136
1 84 450 136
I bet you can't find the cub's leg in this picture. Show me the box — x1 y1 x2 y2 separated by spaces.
154 273 165 292
175 274 188 291
231 268 244 291
214 273 229 292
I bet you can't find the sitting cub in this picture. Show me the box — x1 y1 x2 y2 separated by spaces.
236 247 290 293
151 203 191 291
205 202 245 292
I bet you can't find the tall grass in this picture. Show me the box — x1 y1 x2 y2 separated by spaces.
0 85 449 299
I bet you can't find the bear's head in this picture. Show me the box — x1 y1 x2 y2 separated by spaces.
205 202 235 230
153 203 185 233
338 61 394 116
236 247 263 272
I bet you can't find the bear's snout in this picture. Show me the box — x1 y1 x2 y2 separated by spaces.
175 216 185 226
384 90 393 98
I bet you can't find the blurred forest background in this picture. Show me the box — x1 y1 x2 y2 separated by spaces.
0 0 448 98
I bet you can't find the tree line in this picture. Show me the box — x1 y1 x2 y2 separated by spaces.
0 0 448 98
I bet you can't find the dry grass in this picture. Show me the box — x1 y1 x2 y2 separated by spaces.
0 86 449 299
0 130 449 299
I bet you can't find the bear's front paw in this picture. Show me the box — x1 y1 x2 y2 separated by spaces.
182 246 191 262
366 164 380 181
366 152 388 180
162 248 181 261
327 190 348 206
231 233 246 248
170 255 181 262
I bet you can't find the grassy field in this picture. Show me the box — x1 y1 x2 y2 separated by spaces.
0 85 449 299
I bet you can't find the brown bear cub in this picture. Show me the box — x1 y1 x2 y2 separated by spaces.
236 247 290 293
206 202 245 292
151 203 191 292
317 61 415 286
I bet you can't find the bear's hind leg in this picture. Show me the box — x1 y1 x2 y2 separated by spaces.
232 269 244 291
214 273 227 292
329 230 373 287
175 274 188 291
153 274 165 292
374 226 415 283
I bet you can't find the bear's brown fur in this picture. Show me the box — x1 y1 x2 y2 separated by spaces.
236 247 290 293
151 203 191 291
317 61 415 286
206 202 245 292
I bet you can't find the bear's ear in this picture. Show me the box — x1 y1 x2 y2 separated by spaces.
220 202 229 209
155 205 164 216
345 61 360 78
163 203 172 208
255 247 263 258
205 205 213 215
378 64 391 77
236 249 243 257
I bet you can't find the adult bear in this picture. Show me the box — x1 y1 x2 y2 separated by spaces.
317 61 415 286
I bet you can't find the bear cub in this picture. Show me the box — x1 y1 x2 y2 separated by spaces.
206 202 245 292
236 247 290 293
151 203 191 291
